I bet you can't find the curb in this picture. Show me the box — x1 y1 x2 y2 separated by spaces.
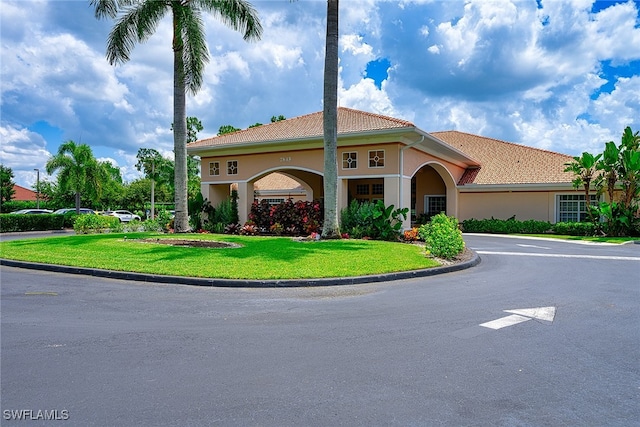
0 251 480 288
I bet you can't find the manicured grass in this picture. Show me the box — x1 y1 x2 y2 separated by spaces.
0 233 440 280
520 234 639 244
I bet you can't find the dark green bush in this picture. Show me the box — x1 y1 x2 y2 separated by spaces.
0 214 65 232
461 217 552 234
551 222 596 236
419 213 465 259
340 200 408 240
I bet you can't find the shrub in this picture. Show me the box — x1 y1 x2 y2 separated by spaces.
419 213 465 259
461 217 552 234
73 214 121 234
551 221 596 236
0 214 64 232
249 199 323 236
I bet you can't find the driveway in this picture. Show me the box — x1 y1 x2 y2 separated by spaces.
1 234 639 426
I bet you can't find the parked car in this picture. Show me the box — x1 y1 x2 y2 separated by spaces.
53 208 96 215
106 210 141 222
11 209 53 214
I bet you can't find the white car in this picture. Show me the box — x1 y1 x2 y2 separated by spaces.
106 210 141 222
12 209 53 214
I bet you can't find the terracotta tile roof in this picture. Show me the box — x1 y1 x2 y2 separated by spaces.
431 131 575 185
189 107 415 148
12 184 38 201
254 173 304 191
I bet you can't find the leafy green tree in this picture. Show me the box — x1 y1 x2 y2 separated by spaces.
97 160 125 210
322 0 340 238
92 0 262 232
0 164 15 210
45 140 107 213
270 115 286 122
218 125 241 136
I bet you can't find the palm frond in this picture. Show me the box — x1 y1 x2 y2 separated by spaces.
106 1 168 65
196 0 263 41
179 7 209 94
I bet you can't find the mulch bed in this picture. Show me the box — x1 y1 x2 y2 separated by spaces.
135 238 241 249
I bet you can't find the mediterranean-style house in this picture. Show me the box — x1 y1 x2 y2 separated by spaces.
187 107 588 229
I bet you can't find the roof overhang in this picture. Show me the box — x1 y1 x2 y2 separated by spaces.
188 126 481 169
458 182 575 192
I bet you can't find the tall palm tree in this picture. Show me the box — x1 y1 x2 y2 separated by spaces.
321 0 340 238
92 0 262 232
46 140 106 213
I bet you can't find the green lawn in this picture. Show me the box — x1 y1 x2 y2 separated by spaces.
0 233 440 280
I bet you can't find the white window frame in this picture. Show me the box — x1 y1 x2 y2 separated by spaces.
209 161 220 176
226 160 238 176
424 195 446 217
368 150 385 168
555 193 599 223
342 152 358 170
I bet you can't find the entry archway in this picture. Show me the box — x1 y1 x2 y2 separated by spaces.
410 162 458 224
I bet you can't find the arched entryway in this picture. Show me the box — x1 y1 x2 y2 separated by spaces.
202 167 324 224
410 163 458 225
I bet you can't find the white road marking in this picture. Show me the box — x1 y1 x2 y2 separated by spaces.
480 314 531 330
476 251 640 261
505 306 556 322
480 306 557 331
517 244 551 249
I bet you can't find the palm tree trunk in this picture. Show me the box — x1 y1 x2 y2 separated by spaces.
173 15 189 233
322 0 340 239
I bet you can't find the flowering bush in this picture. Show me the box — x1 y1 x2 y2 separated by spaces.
249 199 323 236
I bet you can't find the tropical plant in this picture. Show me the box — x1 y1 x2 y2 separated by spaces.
339 200 407 241
564 151 602 225
92 0 262 233
593 126 640 236
45 140 108 213
321 0 340 238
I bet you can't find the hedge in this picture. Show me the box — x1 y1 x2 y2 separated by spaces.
0 214 65 233
461 218 552 234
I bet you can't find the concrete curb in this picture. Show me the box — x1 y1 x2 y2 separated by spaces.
0 251 480 288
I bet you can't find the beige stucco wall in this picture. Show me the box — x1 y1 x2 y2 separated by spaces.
458 191 560 222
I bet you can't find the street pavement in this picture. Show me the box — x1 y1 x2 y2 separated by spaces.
1 234 639 426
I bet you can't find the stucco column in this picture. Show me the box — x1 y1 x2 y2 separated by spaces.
400 176 412 229
203 183 229 209
337 177 349 224
236 181 255 225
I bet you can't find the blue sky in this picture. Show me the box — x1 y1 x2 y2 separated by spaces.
1 0 639 188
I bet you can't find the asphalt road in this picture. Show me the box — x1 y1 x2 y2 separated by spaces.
1 234 639 426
